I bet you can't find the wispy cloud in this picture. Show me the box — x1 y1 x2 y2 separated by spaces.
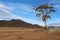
0 3 14 10
0 2 40 25
48 0 60 9
0 4 13 18
49 0 60 3
55 18 60 23
18 3 33 12
54 5 60 8
0 2 33 18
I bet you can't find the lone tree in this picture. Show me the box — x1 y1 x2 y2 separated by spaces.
34 4 55 30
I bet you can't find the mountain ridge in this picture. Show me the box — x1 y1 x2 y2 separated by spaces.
0 19 41 28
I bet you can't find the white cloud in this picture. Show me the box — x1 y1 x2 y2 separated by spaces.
0 3 32 18
0 4 12 18
49 0 57 3
8 3 35 16
49 0 60 4
54 5 60 8
15 5 35 16
48 0 60 9
0 4 14 10
18 4 33 12
0 3 39 24
0 3 19 19
0 18 3 20
55 18 60 23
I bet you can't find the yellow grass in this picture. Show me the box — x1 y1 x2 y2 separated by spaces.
0 27 60 40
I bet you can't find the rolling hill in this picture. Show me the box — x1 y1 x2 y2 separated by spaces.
0 19 41 28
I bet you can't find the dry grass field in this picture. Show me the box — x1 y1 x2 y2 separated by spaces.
0 27 60 40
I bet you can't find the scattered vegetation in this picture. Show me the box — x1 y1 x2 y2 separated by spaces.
0 27 60 40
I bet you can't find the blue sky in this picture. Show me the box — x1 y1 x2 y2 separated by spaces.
0 0 60 26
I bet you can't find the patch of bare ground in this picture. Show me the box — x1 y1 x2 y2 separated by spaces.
0 27 60 40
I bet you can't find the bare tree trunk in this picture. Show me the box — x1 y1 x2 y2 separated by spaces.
44 20 48 30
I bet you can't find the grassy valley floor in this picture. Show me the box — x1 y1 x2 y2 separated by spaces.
0 27 60 40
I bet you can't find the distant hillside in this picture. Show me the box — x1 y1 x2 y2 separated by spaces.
0 19 41 28
48 23 60 28
49 23 60 26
